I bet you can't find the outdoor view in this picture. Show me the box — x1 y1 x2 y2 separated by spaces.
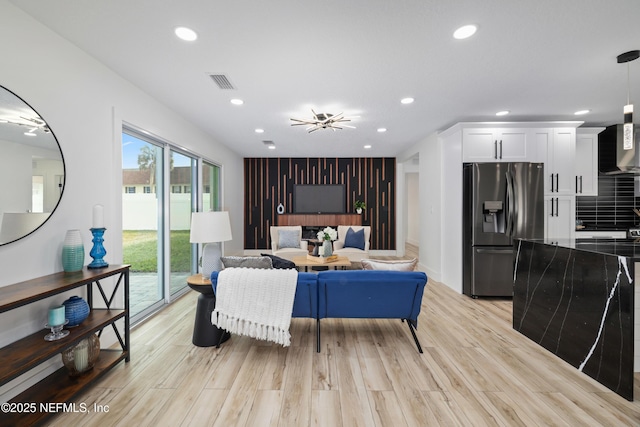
122 130 220 320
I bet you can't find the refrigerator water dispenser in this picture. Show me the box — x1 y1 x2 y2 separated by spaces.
482 200 504 233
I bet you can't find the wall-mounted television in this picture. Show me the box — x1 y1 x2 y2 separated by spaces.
294 184 346 214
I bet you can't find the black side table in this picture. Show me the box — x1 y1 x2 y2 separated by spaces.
187 274 231 347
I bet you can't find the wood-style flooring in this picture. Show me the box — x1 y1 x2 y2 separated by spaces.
46 245 640 426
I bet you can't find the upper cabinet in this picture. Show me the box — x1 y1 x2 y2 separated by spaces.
462 128 531 162
575 128 604 196
535 128 576 195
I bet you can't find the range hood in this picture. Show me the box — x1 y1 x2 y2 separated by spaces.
598 124 640 174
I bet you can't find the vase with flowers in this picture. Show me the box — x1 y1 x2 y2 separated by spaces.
317 226 337 257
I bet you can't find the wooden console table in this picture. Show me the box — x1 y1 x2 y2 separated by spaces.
0 265 130 426
277 214 362 227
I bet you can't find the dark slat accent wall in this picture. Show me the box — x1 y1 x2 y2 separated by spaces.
244 158 396 250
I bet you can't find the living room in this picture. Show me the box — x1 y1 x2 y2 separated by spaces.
1 0 640 425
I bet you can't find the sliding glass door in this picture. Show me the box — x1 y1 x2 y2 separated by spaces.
169 149 196 295
122 129 165 320
122 127 222 323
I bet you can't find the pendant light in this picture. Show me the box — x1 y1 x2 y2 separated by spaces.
617 50 639 150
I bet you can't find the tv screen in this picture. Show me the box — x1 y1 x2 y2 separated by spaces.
294 185 345 214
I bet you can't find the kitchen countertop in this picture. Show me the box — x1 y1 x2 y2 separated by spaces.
520 237 640 259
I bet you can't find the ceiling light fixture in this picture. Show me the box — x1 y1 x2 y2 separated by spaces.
364 145 372 149
175 27 198 41
496 110 510 116
453 24 477 40
268 145 276 150
230 99 244 105
618 50 639 150
574 109 590 115
255 128 264 134
377 128 387 133
290 109 357 133
401 97 414 105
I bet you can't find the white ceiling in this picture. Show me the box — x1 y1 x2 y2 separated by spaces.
8 0 640 158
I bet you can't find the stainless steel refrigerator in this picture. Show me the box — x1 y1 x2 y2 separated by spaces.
463 162 544 297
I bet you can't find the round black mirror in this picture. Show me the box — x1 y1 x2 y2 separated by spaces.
0 86 65 245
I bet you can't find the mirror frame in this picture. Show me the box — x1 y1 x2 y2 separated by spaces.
0 85 66 245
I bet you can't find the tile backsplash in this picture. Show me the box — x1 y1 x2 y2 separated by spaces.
576 175 640 226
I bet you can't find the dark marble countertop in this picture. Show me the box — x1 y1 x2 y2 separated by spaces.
519 238 640 259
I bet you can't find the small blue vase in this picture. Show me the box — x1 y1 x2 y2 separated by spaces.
63 296 90 327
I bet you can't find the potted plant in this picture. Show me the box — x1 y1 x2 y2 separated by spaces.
354 200 366 214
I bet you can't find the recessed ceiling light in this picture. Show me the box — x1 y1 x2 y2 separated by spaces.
401 97 414 105
574 109 591 115
377 128 387 133
496 110 510 116
364 145 372 149
255 128 264 133
453 24 477 40
174 27 198 41
230 99 244 105
268 145 276 150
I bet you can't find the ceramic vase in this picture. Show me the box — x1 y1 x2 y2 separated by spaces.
63 295 90 327
322 240 333 257
62 229 84 272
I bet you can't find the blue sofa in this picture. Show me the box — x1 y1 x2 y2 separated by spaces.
210 269 428 353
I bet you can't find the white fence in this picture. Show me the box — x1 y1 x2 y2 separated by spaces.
122 194 210 230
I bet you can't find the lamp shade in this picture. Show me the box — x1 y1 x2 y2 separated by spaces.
189 211 232 243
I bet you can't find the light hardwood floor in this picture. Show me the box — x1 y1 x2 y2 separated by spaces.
47 245 640 426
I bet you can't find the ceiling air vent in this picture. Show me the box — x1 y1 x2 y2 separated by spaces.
208 74 236 90
262 140 274 146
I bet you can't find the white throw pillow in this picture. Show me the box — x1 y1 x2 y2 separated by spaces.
361 258 417 271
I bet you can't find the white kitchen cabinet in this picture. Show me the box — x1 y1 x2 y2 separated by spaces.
575 128 604 196
536 128 576 195
544 195 576 241
462 128 531 162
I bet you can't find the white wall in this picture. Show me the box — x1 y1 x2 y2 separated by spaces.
0 1 243 401
398 132 442 283
406 172 419 246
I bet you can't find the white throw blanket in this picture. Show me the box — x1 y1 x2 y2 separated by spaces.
212 268 298 346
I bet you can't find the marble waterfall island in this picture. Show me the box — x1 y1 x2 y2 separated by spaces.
513 239 634 400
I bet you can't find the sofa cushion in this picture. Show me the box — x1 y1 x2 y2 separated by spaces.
221 256 273 269
261 253 296 269
343 227 365 250
278 229 300 249
361 258 417 271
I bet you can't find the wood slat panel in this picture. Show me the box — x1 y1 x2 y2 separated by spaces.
244 157 395 250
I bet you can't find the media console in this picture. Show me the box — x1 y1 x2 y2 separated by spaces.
278 214 363 240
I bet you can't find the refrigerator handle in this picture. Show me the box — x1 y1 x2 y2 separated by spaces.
499 140 503 159
505 171 515 237
494 141 498 159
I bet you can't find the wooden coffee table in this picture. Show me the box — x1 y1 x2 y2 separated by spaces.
292 255 352 271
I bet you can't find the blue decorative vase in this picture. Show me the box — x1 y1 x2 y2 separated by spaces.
62 230 84 272
63 296 90 327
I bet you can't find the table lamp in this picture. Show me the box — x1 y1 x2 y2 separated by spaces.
189 211 232 279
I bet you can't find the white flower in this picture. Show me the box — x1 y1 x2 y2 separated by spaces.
317 226 337 241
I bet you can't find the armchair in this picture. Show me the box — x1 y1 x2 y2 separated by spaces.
332 225 370 262
270 226 308 260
